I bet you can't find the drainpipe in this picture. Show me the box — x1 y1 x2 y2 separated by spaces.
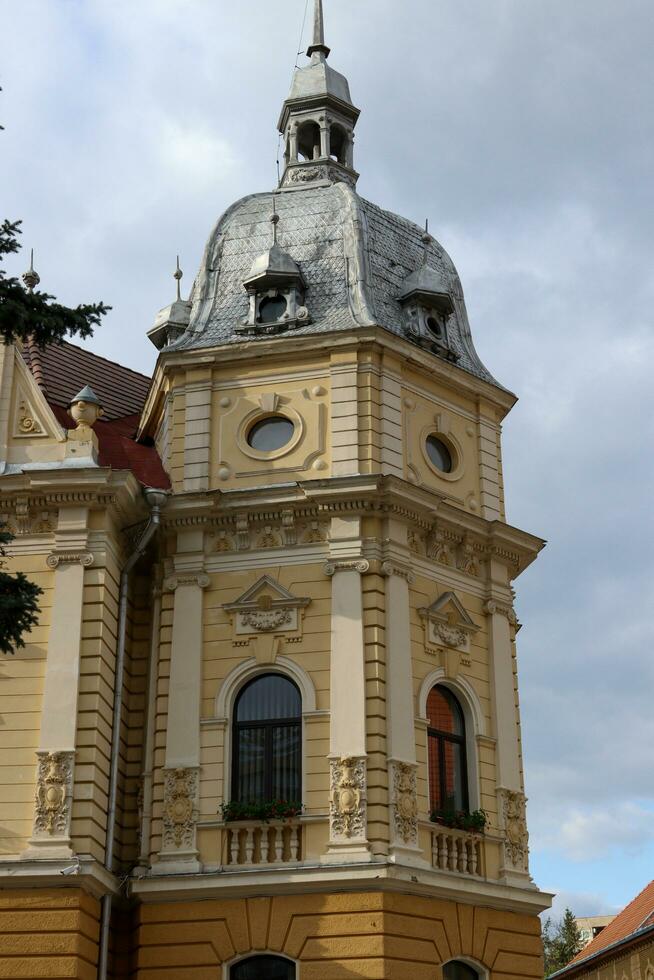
97 487 167 980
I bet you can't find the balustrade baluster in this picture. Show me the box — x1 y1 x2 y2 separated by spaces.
244 827 255 864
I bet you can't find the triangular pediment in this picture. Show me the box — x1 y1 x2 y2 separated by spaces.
418 592 478 631
11 354 65 444
223 575 310 612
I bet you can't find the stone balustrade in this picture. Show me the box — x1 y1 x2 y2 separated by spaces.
225 820 302 867
431 826 484 877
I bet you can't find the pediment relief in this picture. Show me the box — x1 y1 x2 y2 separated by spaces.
418 591 479 652
10 356 65 444
223 575 310 637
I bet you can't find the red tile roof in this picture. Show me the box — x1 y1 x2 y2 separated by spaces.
567 881 654 969
23 341 170 489
22 339 152 420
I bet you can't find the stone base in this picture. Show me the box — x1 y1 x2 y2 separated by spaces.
21 836 75 861
322 841 372 864
152 850 202 875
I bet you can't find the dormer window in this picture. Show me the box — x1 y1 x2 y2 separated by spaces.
239 242 311 336
398 261 458 362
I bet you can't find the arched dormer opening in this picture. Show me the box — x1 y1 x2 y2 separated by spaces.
329 123 348 165
297 120 322 161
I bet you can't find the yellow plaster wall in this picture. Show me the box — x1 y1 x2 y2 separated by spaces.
569 941 654 980
133 891 543 980
0 888 100 980
0 550 53 855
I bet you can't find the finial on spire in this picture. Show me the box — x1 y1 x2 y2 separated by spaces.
307 0 331 60
422 220 431 264
270 196 280 245
173 255 183 301
22 249 40 293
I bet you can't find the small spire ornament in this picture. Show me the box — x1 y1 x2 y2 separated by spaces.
22 249 40 293
173 255 183 301
270 196 280 245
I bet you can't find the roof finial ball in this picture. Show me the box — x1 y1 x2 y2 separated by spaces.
173 255 183 301
22 249 40 293
67 385 104 431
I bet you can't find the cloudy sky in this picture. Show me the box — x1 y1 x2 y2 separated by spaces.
2 0 653 921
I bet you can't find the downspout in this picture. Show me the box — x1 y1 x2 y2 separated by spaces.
97 487 167 980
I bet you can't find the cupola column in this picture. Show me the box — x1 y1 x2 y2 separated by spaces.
320 121 329 159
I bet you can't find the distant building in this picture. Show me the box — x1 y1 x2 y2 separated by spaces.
575 915 615 948
554 882 654 980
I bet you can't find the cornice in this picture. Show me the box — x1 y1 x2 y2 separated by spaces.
0 470 144 528
158 475 544 578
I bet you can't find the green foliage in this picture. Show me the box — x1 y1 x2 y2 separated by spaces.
0 524 42 655
542 907 583 976
220 800 303 823
0 219 110 348
430 808 487 833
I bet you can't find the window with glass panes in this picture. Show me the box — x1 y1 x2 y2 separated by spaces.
427 686 468 813
232 674 301 804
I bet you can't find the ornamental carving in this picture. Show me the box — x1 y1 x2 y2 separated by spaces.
33 751 74 837
499 788 530 872
390 761 418 846
427 527 452 565
419 592 479 653
240 605 293 633
163 572 210 591
223 575 310 637
381 561 416 584
162 767 199 850
457 537 481 577
330 756 367 841
483 599 518 626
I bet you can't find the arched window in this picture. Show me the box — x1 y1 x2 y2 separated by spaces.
427 686 468 813
231 955 296 980
232 674 301 804
443 961 480 980
329 123 347 164
297 121 321 161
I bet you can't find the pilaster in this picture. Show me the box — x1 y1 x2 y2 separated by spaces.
22 511 91 860
323 515 370 860
156 528 208 873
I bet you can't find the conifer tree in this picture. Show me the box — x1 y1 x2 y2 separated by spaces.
542 908 583 976
0 524 42 655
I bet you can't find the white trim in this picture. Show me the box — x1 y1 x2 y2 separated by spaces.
417 669 486 812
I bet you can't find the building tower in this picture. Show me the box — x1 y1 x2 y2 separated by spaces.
0 3 551 978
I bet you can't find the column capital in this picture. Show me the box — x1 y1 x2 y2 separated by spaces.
324 558 369 577
381 560 415 584
164 572 210 592
483 599 517 624
46 551 93 569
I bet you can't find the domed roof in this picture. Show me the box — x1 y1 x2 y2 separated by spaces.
171 182 499 388
285 59 353 110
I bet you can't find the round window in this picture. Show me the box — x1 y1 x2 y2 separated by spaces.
259 295 287 324
426 315 442 338
425 435 453 473
247 416 295 453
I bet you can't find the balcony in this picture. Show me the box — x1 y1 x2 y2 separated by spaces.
224 819 302 867
431 825 484 877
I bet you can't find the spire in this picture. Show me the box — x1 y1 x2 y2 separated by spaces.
22 249 40 293
307 0 330 60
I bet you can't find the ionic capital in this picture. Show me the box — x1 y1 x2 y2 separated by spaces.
46 551 94 569
381 560 415 584
324 559 370 577
164 572 210 592
483 599 517 625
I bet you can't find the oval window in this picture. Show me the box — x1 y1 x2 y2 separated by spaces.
425 435 453 473
259 295 287 324
247 416 295 453
426 315 443 338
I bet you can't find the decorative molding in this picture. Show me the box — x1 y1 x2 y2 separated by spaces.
162 767 199 850
390 761 418 847
46 551 94 569
32 751 74 838
329 756 367 842
163 572 210 591
324 559 370 577
381 560 416 585
223 575 310 637
419 591 479 654
498 788 530 873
